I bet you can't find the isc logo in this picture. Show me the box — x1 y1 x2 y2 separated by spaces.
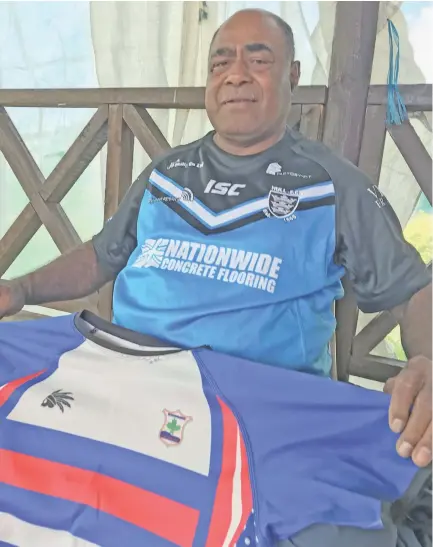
204 179 246 196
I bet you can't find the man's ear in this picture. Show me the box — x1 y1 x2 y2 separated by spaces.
290 61 301 91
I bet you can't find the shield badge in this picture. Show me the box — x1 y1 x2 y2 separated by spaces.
268 188 299 219
159 409 192 447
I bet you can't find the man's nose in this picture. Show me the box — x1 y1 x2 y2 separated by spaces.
224 58 252 86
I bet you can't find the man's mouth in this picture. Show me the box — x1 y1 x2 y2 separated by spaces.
221 98 256 105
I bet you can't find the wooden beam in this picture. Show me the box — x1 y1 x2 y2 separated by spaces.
40 106 109 203
353 263 432 357
352 310 398 357
0 85 430 110
368 84 432 111
334 281 359 382
1 309 48 322
322 1 380 381
322 2 380 163
123 105 171 159
0 204 42 277
300 105 324 141
0 109 108 274
104 105 134 221
388 121 432 205
287 105 302 130
98 105 134 321
358 105 387 183
0 106 81 252
0 106 45 192
44 295 99 315
349 355 405 383
0 86 328 109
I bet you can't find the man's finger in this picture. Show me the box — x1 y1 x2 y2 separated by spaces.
383 376 396 395
411 421 433 467
396 384 432 459
388 369 423 433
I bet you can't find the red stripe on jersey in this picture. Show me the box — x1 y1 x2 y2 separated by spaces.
0 449 199 547
229 434 254 546
0 370 46 407
205 397 240 547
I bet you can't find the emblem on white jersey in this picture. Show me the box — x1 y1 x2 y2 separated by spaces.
41 389 74 413
133 239 168 269
266 186 299 221
266 162 282 175
159 409 192 447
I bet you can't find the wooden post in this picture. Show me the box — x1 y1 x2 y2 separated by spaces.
322 1 380 381
98 105 134 321
123 105 171 159
358 105 387 184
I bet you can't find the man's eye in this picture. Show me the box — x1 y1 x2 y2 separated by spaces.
211 61 228 72
251 59 270 65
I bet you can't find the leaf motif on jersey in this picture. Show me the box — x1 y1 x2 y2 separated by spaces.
132 238 168 269
41 389 74 413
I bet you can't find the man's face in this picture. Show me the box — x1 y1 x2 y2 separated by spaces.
205 11 300 145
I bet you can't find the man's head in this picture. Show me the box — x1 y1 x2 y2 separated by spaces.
205 9 300 153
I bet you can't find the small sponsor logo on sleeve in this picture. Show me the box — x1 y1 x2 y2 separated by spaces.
367 185 387 209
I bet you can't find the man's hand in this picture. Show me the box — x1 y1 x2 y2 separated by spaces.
384 355 432 467
0 281 26 319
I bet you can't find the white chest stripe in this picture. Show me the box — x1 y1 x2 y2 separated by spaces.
0 513 98 547
150 170 268 228
149 170 335 228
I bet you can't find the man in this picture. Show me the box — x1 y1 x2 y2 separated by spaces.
0 8 431 474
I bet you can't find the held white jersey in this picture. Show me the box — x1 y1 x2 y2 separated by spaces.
0 311 422 547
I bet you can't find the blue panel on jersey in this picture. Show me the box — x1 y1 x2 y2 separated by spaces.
0 483 178 547
195 348 419 541
0 315 83 384
113 185 344 374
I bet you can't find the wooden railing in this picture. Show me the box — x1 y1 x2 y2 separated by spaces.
0 83 431 382
349 99 432 382
0 85 330 317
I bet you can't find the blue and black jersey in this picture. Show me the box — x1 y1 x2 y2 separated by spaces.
93 130 430 374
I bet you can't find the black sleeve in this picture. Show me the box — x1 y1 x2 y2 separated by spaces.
333 160 431 313
91 166 151 277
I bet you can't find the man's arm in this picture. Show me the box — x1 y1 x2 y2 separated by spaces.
384 283 432 467
392 282 432 360
3 241 112 307
328 154 432 467
291 136 432 465
0 168 149 318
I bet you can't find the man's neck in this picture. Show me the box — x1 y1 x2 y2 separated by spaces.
213 128 286 156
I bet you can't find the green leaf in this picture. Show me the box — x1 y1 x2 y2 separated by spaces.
167 418 181 435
